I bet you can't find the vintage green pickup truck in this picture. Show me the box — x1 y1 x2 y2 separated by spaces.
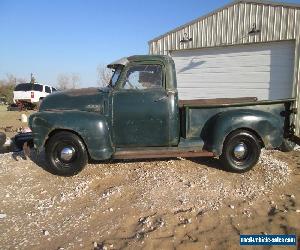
29 55 297 176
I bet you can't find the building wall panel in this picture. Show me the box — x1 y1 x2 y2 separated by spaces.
149 2 298 54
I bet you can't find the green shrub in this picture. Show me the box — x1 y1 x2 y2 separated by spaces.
0 83 15 103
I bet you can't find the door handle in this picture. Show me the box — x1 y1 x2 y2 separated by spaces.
154 95 168 102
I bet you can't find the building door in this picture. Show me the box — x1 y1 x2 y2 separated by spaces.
171 41 295 101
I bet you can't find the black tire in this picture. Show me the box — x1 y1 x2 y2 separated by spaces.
279 138 295 152
45 131 88 176
220 130 261 173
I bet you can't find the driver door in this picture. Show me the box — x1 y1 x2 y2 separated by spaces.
112 63 169 147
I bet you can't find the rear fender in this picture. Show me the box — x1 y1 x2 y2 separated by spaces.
201 109 284 156
29 111 113 160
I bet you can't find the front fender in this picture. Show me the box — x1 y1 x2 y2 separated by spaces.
201 109 284 156
29 111 113 160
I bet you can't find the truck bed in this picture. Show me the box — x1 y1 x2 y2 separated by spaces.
179 97 295 144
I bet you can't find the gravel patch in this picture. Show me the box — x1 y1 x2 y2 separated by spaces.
0 148 294 249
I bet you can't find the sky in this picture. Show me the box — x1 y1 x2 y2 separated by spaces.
0 0 299 87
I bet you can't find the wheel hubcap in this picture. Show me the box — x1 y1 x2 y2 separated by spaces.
233 143 247 160
60 147 75 162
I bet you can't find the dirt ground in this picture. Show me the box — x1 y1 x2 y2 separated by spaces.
0 107 299 250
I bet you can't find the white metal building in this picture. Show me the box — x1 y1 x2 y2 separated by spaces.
148 0 300 133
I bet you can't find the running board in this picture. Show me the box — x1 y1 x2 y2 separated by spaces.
113 147 214 160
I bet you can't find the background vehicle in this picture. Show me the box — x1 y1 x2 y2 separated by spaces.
29 55 299 176
13 83 57 109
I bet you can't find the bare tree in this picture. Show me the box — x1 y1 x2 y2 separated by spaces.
30 73 36 84
5 74 17 85
57 73 81 90
70 73 80 89
97 65 112 87
0 74 25 103
57 74 69 90
16 77 27 84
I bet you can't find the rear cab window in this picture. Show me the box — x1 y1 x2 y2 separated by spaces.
45 86 51 93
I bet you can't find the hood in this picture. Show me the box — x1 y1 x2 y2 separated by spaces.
39 87 110 113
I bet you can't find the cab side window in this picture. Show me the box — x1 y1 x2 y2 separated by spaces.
45 86 51 93
124 65 163 90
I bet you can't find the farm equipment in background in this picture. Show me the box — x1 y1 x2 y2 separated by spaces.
0 130 33 153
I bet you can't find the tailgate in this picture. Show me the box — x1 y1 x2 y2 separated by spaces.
13 91 31 101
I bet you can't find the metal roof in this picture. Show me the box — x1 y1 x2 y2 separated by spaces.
148 0 300 43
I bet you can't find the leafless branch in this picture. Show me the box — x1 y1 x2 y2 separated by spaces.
97 65 112 87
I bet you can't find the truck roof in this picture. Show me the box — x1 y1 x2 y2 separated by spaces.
107 55 172 68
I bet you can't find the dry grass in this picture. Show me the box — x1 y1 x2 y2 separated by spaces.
0 105 7 112
0 105 35 137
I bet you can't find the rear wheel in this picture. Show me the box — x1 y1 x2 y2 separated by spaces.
45 131 88 176
279 138 295 152
220 130 261 173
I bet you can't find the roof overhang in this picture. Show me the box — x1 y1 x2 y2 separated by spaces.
148 0 300 44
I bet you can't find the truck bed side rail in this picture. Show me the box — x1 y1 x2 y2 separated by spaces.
179 98 295 108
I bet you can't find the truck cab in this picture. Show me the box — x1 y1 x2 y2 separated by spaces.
29 55 296 176
107 55 179 147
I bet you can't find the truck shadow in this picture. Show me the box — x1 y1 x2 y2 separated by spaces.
90 156 225 171
17 150 50 173
187 157 225 171
22 150 183 175
19 149 225 175
89 157 179 165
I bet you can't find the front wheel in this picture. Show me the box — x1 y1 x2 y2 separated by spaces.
45 131 88 176
220 130 261 173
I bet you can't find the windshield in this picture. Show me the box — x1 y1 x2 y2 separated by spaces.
14 83 33 91
109 66 123 87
